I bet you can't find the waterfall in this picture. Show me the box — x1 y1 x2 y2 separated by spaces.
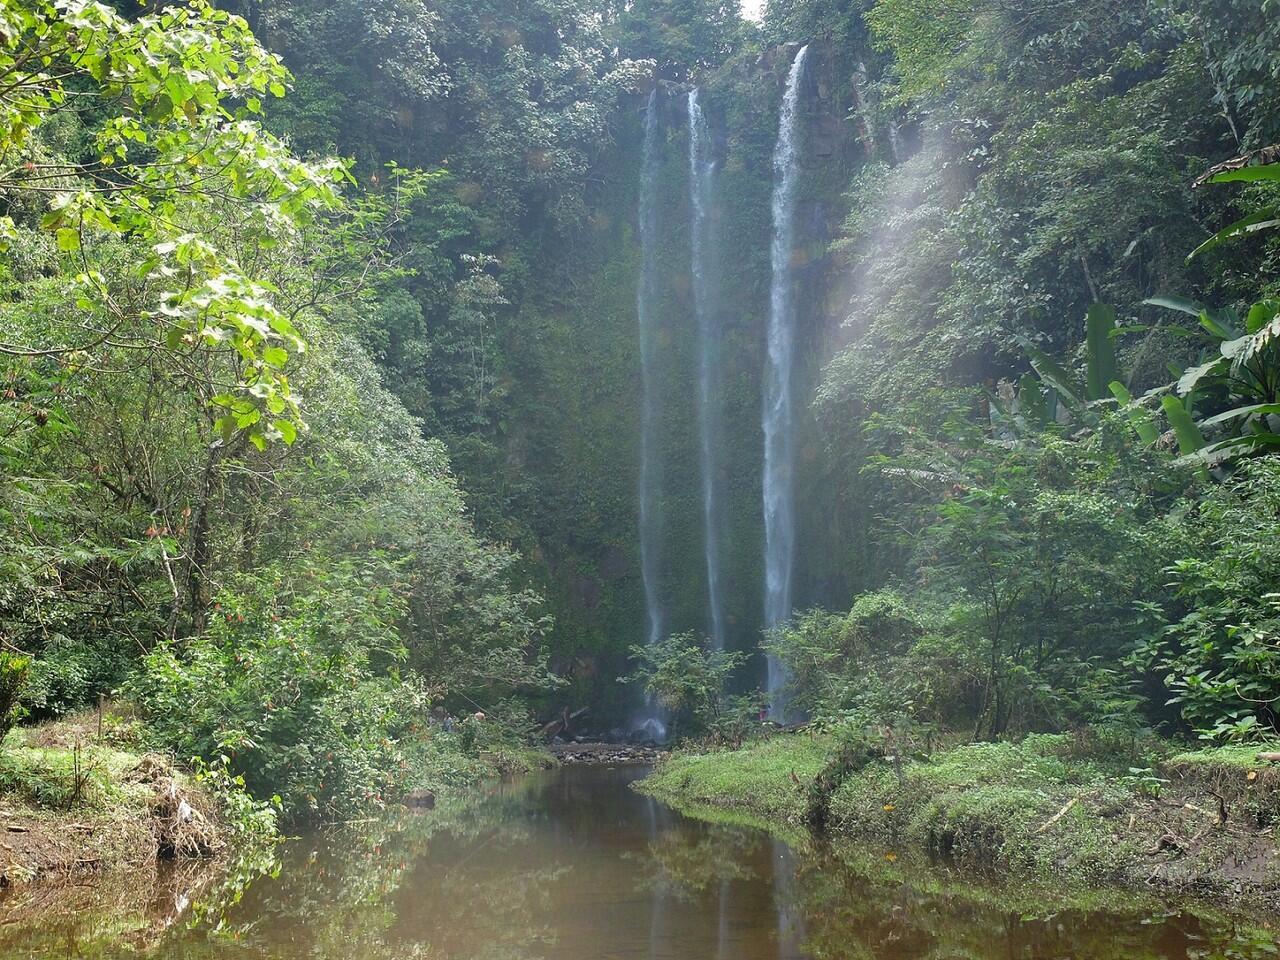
762 45 808 719
688 88 727 651
636 89 666 740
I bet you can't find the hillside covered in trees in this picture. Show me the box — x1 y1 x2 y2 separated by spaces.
3 0 1280 855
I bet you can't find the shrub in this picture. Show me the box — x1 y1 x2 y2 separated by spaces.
622 632 751 740
21 637 132 721
129 562 427 822
0 653 30 742
1138 459 1280 740
765 590 926 723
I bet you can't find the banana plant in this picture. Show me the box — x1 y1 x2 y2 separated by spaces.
1187 146 1280 259
1144 293 1280 465
997 303 1157 441
999 154 1280 465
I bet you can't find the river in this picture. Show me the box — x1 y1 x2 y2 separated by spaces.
0 763 1274 958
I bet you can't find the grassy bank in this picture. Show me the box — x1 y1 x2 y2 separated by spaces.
639 731 1280 905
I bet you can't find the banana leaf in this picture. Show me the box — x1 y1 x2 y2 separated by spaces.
1018 337 1086 416
1143 295 1202 317
1085 304 1118 401
1188 208 1280 261
1174 432 1280 468
1176 356 1228 396
1161 395 1206 455
1199 403 1280 428
1109 381 1158 445
1207 164 1280 184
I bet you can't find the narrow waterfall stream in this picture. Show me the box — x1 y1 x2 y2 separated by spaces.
635 90 666 738
688 88 727 651
762 45 809 717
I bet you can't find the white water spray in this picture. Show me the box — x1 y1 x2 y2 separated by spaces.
688 88 727 651
762 45 808 719
636 89 667 741
637 89 664 650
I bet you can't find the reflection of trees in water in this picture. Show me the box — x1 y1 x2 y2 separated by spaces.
624 823 757 901
791 851 1280 960
194 785 566 960
0 856 239 959
0 782 563 960
3 772 1279 960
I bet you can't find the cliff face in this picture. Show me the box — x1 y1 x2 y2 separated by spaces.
504 41 874 722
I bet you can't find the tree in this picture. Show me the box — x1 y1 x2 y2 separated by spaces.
0 0 349 446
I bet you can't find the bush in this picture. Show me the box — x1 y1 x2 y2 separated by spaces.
0 653 30 742
622 632 751 740
129 562 427 822
21 637 132 721
765 591 925 723
1138 459 1280 741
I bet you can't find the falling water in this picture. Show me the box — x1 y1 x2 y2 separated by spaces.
762 45 809 719
688 88 727 651
636 89 667 740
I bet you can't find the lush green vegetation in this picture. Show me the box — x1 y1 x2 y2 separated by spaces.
0 0 555 827
4 0 1280 879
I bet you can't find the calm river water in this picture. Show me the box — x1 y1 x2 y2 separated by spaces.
0 763 1276 958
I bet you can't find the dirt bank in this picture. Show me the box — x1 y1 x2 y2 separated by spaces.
0 713 227 886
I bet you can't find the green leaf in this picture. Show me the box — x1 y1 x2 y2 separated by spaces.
1246 300 1280 335
1109 381 1158 446
1188 208 1280 261
1017 374 1048 427
1161 395 1206 455
1144 295 1202 318
56 227 80 252
1085 304 1118 401
1207 163 1280 184
1175 433 1280 468
1176 357 1228 396
1019 337 1085 415
1200 308 1240 342
276 420 297 445
262 345 288 368
1198 404 1280 428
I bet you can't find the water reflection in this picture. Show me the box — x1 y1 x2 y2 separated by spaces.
0 764 1277 959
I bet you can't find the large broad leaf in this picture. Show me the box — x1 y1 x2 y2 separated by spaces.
1199 403 1280 428
1019 337 1086 415
1201 306 1241 341
1207 163 1280 184
1175 432 1280 468
1176 356 1228 396
1109 381 1158 445
1188 207 1280 261
1161 395 1206 455
1239 312 1280 367
1144 295 1203 318
1085 304 1118 401
1245 299 1280 335
1113 323 1201 339
1018 373 1049 427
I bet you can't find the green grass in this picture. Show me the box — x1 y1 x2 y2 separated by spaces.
638 734 832 824
640 731 1280 899
822 735 1149 884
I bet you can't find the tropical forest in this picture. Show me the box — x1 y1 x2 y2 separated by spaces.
2 0 1280 956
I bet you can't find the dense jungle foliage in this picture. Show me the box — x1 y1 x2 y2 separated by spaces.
2 0 1280 823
